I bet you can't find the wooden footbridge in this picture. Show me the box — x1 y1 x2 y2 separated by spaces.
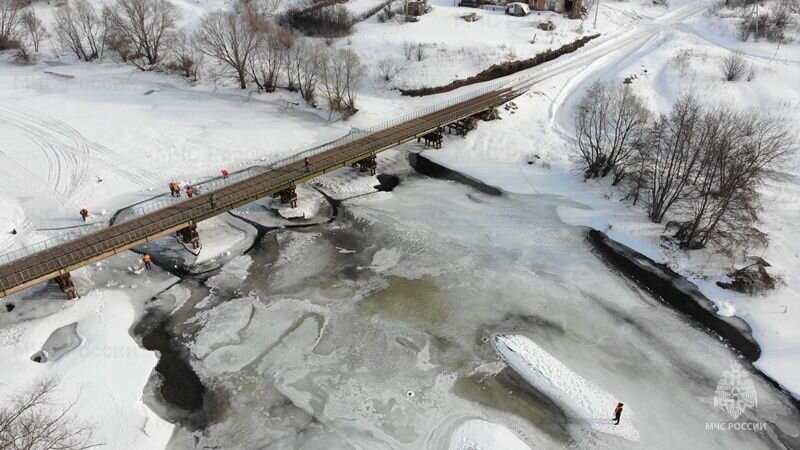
0 83 525 298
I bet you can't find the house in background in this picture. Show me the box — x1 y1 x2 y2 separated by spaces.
505 2 531 16
528 0 578 13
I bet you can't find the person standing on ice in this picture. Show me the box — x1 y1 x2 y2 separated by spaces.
186 186 194 198
79 208 89 222
613 403 624 425
221 169 229 179
169 182 177 197
304 157 310 173
143 253 152 271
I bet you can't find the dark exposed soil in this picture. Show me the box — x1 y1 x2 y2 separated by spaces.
400 34 600 97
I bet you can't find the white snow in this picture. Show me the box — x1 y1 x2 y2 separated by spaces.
0 287 176 449
447 418 530 450
494 334 639 442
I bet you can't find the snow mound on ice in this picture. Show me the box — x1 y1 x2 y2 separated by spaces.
494 334 639 442
448 419 530 450
190 297 254 359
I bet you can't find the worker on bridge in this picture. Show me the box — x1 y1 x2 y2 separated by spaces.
186 185 195 198
143 253 152 271
79 208 89 222
304 157 310 173
170 182 182 197
221 169 229 179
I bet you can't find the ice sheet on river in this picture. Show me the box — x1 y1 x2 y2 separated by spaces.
495 334 640 442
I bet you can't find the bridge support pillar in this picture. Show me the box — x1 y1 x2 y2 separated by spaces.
422 128 443 149
55 273 78 300
357 155 377 175
179 225 201 249
273 186 298 208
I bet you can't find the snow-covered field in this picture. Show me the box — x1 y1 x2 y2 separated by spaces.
1 0 799 448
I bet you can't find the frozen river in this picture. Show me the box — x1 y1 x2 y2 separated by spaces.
157 176 799 449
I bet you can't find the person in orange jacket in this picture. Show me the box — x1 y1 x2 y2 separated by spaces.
186 185 194 198
169 182 177 197
614 403 624 425
79 208 89 222
143 253 152 270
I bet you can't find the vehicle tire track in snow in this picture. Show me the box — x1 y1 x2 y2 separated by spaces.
0 106 156 188
0 109 84 198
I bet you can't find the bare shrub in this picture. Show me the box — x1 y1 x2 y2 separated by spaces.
414 42 426 61
166 30 202 81
402 40 413 60
105 0 179 70
376 58 403 81
19 9 45 52
737 7 795 43
668 48 694 76
574 81 650 185
53 0 107 61
13 40 33 63
0 0 22 49
197 11 260 89
719 50 747 81
0 377 98 450
746 63 756 81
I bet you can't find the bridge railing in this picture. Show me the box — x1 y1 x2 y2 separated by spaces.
112 78 519 226
0 78 524 269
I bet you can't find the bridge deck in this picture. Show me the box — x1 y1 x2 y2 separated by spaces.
0 86 518 297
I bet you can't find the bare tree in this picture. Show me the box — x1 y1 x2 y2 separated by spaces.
376 58 403 82
287 36 322 105
341 47 364 115
574 81 650 184
321 47 363 117
166 30 203 80
0 377 98 450
53 0 107 61
0 0 22 49
641 94 708 223
277 26 297 90
719 50 747 81
19 9 46 53
671 109 794 250
248 27 283 92
105 0 179 70
197 11 260 89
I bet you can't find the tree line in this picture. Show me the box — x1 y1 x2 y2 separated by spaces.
0 0 365 117
575 81 795 254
